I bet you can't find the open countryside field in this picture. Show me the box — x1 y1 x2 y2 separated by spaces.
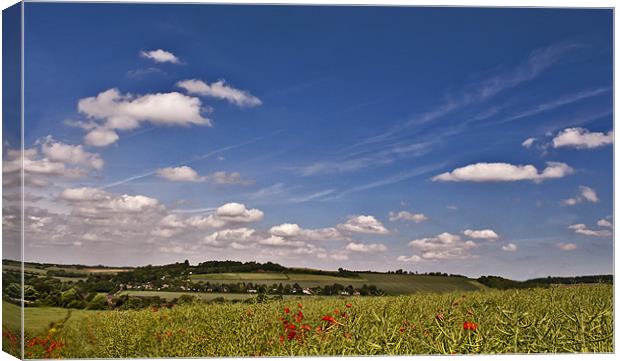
119 291 255 301
190 272 486 295
24 284 609 358
2 301 102 336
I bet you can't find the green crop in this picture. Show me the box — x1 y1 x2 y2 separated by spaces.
8 284 613 358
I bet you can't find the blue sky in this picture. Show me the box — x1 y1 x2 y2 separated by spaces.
4 4 613 280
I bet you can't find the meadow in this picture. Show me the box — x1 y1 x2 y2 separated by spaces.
5 284 612 358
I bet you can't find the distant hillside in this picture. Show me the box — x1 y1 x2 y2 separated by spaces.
477 275 613 290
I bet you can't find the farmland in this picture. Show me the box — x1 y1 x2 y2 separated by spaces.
189 272 486 295
10 284 611 358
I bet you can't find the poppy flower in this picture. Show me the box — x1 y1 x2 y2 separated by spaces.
334 309 340 315
287 331 297 340
279 335 285 343
295 311 304 323
284 307 290 314
286 324 297 330
322 315 337 323
346 303 352 308
463 321 478 331
298 303 303 308
301 324 312 331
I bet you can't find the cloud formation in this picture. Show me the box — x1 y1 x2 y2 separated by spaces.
337 215 389 234
345 242 387 253
561 186 599 206
463 229 499 240
432 162 573 182
556 242 577 251
176 79 262 107
78 88 211 146
156 166 204 182
502 243 518 252
140 49 180 64
521 137 536 148
552 127 613 149
389 211 428 223
407 232 478 260
568 223 612 237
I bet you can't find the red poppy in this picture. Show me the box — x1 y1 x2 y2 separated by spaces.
345 303 352 308
287 331 297 340
334 309 340 315
322 315 337 323
463 321 478 331
279 335 285 343
298 303 303 308
295 311 304 323
284 307 290 314
286 324 297 330
301 324 312 331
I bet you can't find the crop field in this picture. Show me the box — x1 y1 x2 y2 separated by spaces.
190 272 486 295
4 284 611 358
118 291 256 301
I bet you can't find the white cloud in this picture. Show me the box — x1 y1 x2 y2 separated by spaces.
568 223 612 237
204 228 256 247
39 136 104 170
463 229 499 240
207 171 254 185
156 166 205 182
408 232 478 260
269 223 345 242
258 236 305 248
345 242 387 253
556 242 577 251
269 223 301 237
78 88 211 146
501 243 518 252
388 211 428 223
432 162 573 182
597 218 613 228
397 255 422 262
522 137 536 148
3 145 103 190
564 186 599 205
176 79 262 108
338 215 389 234
140 49 180 64
552 127 613 149
84 127 120 147
59 187 108 202
215 202 264 223
579 186 599 203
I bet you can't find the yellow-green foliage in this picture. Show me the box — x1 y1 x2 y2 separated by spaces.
29 285 616 357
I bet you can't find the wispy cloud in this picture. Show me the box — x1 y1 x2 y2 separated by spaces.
102 136 265 189
489 87 609 125
289 189 336 203
323 162 448 201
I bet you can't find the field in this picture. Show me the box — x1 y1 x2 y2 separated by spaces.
118 291 256 301
5 284 610 358
190 272 486 295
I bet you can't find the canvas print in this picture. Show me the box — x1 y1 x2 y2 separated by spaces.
1 1 614 359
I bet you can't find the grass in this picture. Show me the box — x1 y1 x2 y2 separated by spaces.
3 301 100 336
190 272 485 295
51 284 612 358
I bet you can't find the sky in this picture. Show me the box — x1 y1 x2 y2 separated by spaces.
2 3 613 280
